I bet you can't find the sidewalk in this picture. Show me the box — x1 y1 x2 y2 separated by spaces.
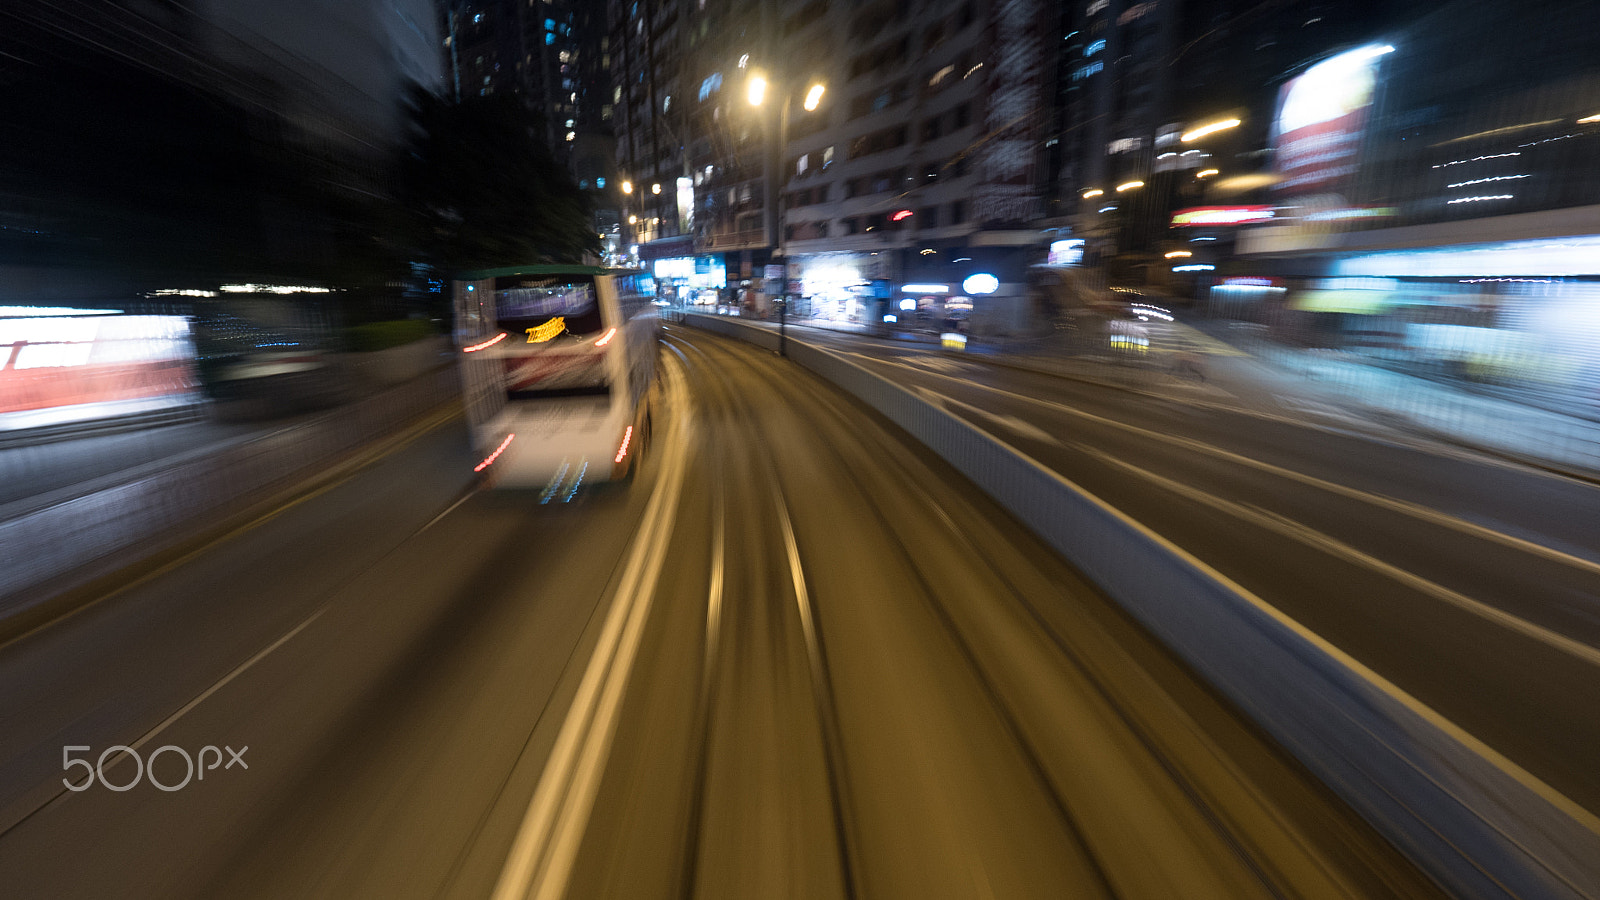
1196 323 1600 477
713 309 1600 480
990 308 1600 479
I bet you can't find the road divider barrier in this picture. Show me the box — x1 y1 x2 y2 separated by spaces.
683 313 1600 900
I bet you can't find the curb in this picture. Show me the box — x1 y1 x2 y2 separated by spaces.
0 403 206 450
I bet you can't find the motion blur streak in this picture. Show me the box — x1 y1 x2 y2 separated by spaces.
490 353 692 900
473 433 515 472
463 333 509 353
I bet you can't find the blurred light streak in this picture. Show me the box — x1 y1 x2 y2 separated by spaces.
614 426 633 463
463 332 508 353
594 328 617 347
1180 118 1241 142
474 433 515 472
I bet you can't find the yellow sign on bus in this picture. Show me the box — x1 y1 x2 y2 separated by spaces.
525 317 566 343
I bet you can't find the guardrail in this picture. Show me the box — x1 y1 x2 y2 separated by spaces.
0 367 459 631
684 312 1600 900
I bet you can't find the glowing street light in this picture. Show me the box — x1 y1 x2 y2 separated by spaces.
1181 117 1242 143
746 74 768 107
1082 188 1104 199
651 182 661 194
1196 168 1219 178
803 83 826 112
1115 180 1145 192
621 180 633 194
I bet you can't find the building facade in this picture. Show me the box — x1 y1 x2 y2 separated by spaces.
608 0 1060 325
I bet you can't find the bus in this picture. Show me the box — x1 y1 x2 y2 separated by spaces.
454 265 658 491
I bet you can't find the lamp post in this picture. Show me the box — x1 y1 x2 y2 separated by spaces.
748 74 824 357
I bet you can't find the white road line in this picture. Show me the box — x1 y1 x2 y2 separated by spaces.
703 490 725 696
491 352 694 900
771 481 823 677
910 385 1063 446
860 352 1600 577
1073 443 1600 668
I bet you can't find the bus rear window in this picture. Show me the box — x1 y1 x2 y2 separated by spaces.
494 275 604 336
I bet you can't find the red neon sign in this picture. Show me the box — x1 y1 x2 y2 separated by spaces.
1170 205 1275 226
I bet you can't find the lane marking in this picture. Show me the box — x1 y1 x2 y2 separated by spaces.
910 385 1062 447
772 482 823 677
856 352 1600 578
1 407 476 837
1073 442 1600 669
704 494 725 697
491 351 694 900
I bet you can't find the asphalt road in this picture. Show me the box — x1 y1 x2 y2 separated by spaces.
770 322 1600 818
0 327 1443 898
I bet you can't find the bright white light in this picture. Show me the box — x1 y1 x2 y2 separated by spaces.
1099 206 1117 213
883 314 898 323
1446 194 1514 204
148 289 217 297
746 75 767 106
899 298 918 311
1172 264 1215 272
1334 234 1600 278
1116 180 1144 192
803 84 826 112
902 283 949 293
622 180 634 193
962 273 999 294
220 284 331 294
0 306 119 317
1181 118 1241 143
1446 175 1529 188
1276 45 1392 134
15 342 95 369
651 183 661 194
1580 112 1600 124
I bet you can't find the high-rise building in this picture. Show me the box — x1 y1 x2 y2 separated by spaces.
441 0 620 244
610 0 1059 319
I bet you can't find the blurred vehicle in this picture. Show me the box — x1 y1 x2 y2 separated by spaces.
191 296 343 419
455 265 658 491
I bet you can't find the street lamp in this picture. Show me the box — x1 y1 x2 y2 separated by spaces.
621 180 633 194
748 73 827 356
1181 118 1241 143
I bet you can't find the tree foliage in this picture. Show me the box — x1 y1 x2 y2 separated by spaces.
402 89 598 273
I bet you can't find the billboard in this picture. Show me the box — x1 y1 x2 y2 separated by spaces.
1272 45 1393 199
1170 206 1275 226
